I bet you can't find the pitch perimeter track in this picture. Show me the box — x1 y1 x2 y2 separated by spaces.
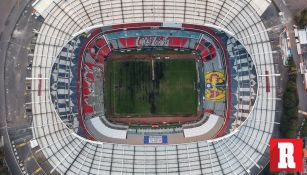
108 111 203 125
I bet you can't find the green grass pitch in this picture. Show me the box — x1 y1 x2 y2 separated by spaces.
104 59 198 116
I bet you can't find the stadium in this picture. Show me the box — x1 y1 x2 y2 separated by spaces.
49 22 259 142
1 0 284 174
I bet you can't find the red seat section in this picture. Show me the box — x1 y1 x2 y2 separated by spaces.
95 38 107 47
119 38 127 48
95 46 111 62
126 37 137 48
88 43 97 59
83 104 93 113
82 84 90 95
195 41 218 62
97 50 105 62
97 51 105 64
265 70 270 92
181 37 188 47
167 37 188 48
82 81 89 89
209 46 217 58
102 46 111 55
86 72 94 82
84 62 95 69
193 42 199 50
88 37 109 60
96 46 110 64
119 37 138 48
201 49 210 58
168 37 181 48
200 38 207 45
197 44 209 57
204 109 214 114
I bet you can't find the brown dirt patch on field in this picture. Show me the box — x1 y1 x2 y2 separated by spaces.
108 52 197 60
107 112 202 125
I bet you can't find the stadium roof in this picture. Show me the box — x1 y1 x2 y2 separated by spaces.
29 0 279 174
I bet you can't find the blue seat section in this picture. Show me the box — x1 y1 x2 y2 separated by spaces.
105 29 202 50
106 29 202 40
70 36 86 114
57 94 67 99
231 94 238 108
49 35 87 128
109 40 119 49
222 35 258 133
58 103 67 108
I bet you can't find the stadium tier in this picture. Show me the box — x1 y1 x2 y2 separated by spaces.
50 23 257 140
29 0 278 174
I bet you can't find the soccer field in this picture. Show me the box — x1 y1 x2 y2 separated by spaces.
104 59 198 116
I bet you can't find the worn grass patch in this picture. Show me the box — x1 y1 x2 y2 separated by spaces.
104 59 198 116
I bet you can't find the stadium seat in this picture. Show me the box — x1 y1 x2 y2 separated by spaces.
95 38 107 47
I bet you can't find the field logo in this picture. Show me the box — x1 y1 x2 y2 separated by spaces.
204 71 225 101
269 139 303 172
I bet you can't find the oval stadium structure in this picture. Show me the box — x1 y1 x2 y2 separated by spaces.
2 0 284 174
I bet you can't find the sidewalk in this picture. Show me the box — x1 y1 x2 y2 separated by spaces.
0 0 16 37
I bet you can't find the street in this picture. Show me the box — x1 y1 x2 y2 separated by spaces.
273 0 307 137
0 0 45 174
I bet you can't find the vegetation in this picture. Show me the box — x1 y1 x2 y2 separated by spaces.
261 163 296 175
0 148 9 175
260 163 278 175
295 8 307 28
105 59 198 116
280 60 299 138
302 120 307 136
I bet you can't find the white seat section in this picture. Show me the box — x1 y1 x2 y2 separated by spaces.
87 117 127 139
183 114 223 138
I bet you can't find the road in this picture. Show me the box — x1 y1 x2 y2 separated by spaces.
0 0 16 39
284 0 307 17
273 0 307 137
0 1 27 174
0 0 45 174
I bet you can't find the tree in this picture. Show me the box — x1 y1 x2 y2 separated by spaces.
295 8 307 28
